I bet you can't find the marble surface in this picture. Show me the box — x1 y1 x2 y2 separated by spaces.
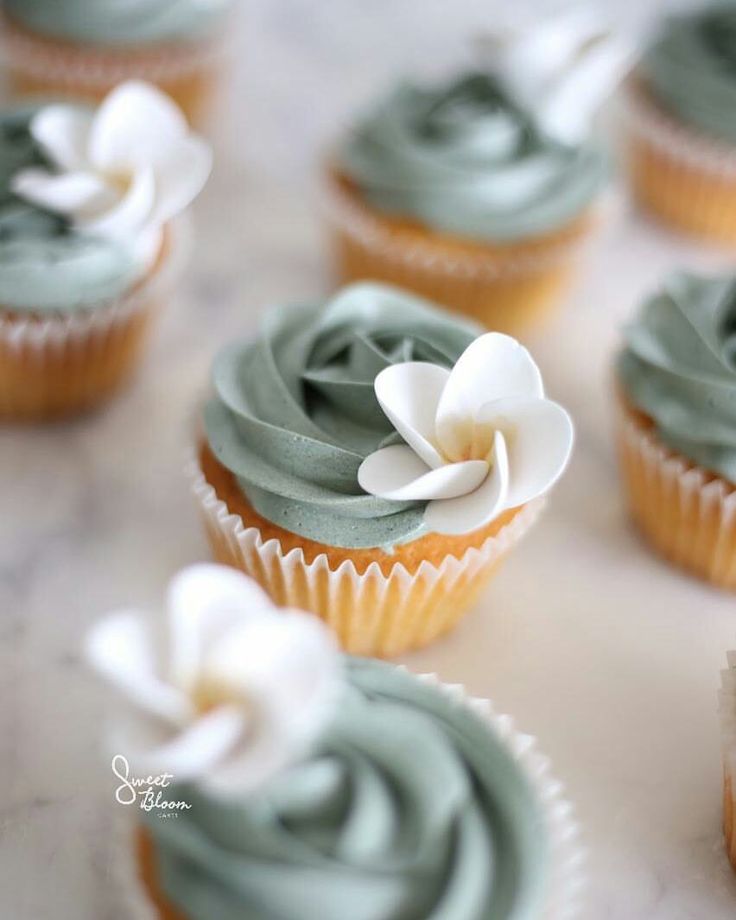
2 1 736 917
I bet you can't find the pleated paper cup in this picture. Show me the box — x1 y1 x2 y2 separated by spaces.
188 447 545 658
624 80 736 246
721 651 736 871
322 172 597 335
615 396 736 589
0 13 229 129
118 674 585 920
0 221 188 422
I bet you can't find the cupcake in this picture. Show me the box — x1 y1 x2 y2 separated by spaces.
325 71 608 333
0 0 233 128
616 271 736 589
625 3 736 245
721 649 736 869
0 81 211 421
86 564 584 920
193 282 573 656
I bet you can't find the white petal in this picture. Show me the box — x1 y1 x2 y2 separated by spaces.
89 81 188 171
200 613 340 794
424 431 510 535
167 564 275 690
149 136 212 225
85 612 189 723
80 166 155 238
436 334 543 461
134 707 246 781
11 169 114 216
538 36 634 144
30 105 92 171
374 362 449 468
206 611 340 727
477 397 574 507
358 444 487 501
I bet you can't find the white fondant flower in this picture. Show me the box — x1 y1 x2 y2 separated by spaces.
86 565 341 796
478 5 636 143
11 81 212 268
358 333 573 536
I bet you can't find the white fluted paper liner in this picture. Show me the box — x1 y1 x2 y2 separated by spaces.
188 451 546 657
322 174 597 281
720 651 736 868
616 400 736 589
0 15 227 89
623 81 736 179
114 673 585 920
0 219 189 420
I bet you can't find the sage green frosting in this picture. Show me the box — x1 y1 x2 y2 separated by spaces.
204 283 480 550
642 2 736 144
618 271 736 483
0 108 138 313
337 72 606 243
143 657 548 920
3 0 232 46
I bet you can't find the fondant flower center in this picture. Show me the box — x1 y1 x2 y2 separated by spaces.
191 675 250 717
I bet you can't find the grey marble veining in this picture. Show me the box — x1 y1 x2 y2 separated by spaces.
2 1 736 917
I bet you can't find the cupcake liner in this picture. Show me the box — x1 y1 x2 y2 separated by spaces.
615 398 736 589
114 674 585 920
321 175 597 334
623 81 736 244
0 219 189 421
720 651 736 870
188 451 545 658
0 14 229 126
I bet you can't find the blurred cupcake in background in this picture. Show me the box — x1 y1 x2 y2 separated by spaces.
192 282 573 657
0 0 234 128
0 81 211 420
87 563 585 920
615 271 736 589
325 8 631 334
625 2 736 245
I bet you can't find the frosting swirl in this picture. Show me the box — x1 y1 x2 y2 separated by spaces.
144 657 547 920
618 271 736 483
642 3 736 144
337 72 606 242
204 283 480 550
0 109 137 313
3 0 232 46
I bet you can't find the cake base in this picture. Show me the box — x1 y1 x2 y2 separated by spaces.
324 170 595 335
0 229 180 422
191 442 543 657
616 395 736 590
625 81 736 247
0 14 227 128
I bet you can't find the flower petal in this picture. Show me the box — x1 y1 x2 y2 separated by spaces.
132 706 247 781
80 166 155 238
149 136 213 225
30 105 92 170
89 81 188 171
477 397 574 507
207 611 340 736
359 444 488 501
167 564 275 690
424 431 510 534
198 612 341 794
374 362 449 468
11 169 114 215
85 612 190 723
435 334 543 461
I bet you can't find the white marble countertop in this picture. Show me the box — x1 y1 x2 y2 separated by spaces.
3 1 736 917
